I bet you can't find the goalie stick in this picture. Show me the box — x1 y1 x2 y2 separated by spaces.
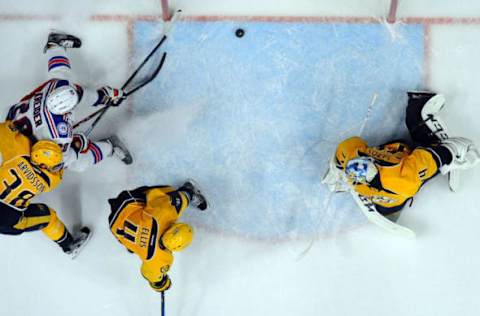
321 158 416 238
350 190 416 239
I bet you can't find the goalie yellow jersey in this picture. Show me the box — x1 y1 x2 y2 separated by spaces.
335 136 439 209
109 187 187 287
0 121 62 210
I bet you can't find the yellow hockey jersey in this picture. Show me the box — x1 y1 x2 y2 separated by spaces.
109 187 189 290
0 121 62 210
335 136 439 209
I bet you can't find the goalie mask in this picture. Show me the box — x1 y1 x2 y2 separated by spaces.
46 85 79 115
345 157 378 184
161 223 194 252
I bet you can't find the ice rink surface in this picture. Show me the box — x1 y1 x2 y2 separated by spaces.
1 1 480 316
131 20 423 239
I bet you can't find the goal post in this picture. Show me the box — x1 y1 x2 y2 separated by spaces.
387 0 399 23
161 0 170 21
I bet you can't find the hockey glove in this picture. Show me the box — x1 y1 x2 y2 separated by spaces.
72 133 90 154
321 157 350 193
150 275 172 293
96 86 125 106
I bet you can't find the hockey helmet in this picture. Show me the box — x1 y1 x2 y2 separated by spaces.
46 85 79 115
161 223 194 252
31 140 63 172
345 157 378 183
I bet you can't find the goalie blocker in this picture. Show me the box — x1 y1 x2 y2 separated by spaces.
322 92 480 237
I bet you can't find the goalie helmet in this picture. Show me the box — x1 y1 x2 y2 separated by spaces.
345 157 378 183
46 85 79 115
161 223 194 252
31 140 63 172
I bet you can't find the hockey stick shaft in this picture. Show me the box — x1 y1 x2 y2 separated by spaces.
78 9 182 134
161 292 165 316
83 51 167 136
73 52 165 131
79 41 167 135
122 35 167 93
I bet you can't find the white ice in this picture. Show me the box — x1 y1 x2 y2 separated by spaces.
0 1 480 316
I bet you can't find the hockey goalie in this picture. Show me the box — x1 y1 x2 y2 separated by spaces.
322 92 480 237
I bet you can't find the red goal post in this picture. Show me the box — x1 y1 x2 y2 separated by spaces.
387 0 399 23
161 0 170 21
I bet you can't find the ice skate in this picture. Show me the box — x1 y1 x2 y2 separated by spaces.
44 31 82 53
180 180 209 211
65 227 92 259
102 135 133 165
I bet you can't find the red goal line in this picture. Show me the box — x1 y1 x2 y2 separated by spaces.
1 13 480 25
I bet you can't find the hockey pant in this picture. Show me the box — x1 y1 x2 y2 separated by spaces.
108 185 191 230
0 202 75 252
64 140 114 172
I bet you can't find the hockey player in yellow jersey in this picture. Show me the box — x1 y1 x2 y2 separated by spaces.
0 121 90 257
323 92 480 220
108 181 208 292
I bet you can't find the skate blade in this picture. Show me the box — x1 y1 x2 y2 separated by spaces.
69 231 93 260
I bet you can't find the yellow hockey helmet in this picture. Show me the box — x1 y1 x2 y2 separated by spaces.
161 223 194 252
31 140 63 171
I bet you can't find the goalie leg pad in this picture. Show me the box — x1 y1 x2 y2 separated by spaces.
439 137 480 174
406 92 448 144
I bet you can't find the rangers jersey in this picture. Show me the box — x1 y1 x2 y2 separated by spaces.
6 79 99 167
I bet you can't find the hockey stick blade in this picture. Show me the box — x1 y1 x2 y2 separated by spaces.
351 191 416 239
124 52 167 96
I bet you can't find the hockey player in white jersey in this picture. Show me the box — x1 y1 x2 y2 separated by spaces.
6 31 132 172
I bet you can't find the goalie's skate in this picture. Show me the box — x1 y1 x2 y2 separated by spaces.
103 135 133 165
66 227 92 259
180 180 209 211
44 31 82 53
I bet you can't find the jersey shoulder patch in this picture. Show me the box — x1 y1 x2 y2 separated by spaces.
43 102 72 139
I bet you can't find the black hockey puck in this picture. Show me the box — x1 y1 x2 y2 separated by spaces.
235 28 245 38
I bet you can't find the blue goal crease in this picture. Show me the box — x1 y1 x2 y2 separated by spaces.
127 20 424 240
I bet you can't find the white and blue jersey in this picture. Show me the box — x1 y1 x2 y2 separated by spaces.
6 46 113 172
7 79 76 153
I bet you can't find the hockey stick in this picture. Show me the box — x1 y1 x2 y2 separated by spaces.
82 40 167 136
161 292 165 316
77 9 182 136
73 50 166 131
350 190 416 238
83 50 167 136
